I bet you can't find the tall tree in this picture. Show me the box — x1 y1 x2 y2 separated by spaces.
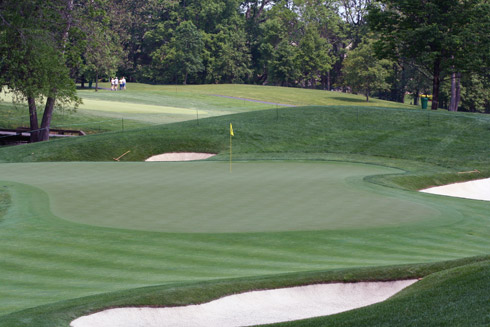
0 0 80 142
297 25 334 88
338 0 374 47
341 39 392 101
299 0 344 89
368 0 490 110
163 21 204 84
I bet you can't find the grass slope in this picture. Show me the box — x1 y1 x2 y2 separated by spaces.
1 105 488 188
1 83 412 132
0 85 488 325
0 257 487 327
265 259 490 327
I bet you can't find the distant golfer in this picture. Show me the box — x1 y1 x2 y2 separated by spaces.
120 77 126 90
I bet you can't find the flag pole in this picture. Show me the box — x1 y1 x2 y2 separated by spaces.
230 131 232 172
230 123 234 172
230 123 235 173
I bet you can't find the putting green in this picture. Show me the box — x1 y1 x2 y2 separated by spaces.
0 161 439 233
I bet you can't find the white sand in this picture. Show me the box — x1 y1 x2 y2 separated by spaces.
420 177 490 201
70 280 417 327
145 152 216 162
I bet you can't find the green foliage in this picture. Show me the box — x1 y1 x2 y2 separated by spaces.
342 40 392 101
368 0 490 109
0 0 78 103
147 21 205 84
204 23 252 83
297 26 334 88
460 74 490 113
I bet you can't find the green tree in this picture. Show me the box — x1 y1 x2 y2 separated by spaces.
78 3 124 91
341 39 392 101
338 0 374 48
299 0 345 90
205 25 252 83
368 0 490 110
459 74 490 113
268 39 300 86
0 0 81 142
167 21 205 84
297 26 334 88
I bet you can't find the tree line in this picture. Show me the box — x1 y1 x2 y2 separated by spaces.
1 0 489 141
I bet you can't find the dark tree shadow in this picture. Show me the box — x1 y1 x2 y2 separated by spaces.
330 97 366 103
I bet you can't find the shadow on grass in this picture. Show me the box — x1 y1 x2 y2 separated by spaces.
330 97 367 103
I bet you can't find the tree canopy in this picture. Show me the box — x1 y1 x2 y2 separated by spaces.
2 0 490 141
368 0 490 110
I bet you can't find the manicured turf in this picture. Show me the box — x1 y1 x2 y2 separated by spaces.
1 83 414 131
0 257 487 327
0 159 488 315
0 161 439 232
0 84 488 325
266 259 490 327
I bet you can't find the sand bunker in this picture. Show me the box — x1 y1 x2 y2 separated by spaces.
420 177 490 201
70 280 417 327
145 152 216 162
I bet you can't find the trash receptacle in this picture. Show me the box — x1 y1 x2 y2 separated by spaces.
421 97 429 109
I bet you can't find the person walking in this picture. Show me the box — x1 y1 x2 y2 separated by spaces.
110 77 115 91
114 77 119 91
120 77 126 90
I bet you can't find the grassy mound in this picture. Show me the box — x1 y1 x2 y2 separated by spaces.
266 258 490 327
0 85 488 324
1 105 489 189
0 256 487 327
1 83 411 132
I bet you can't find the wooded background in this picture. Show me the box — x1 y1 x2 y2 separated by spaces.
1 0 489 123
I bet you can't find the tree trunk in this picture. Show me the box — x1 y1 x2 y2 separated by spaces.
327 70 331 90
27 96 40 142
431 58 441 110
449 71 457 111
39 97 55 141
455 72 461 110
449 72 461 112
414 89 419 106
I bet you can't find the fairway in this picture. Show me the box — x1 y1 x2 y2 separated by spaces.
0 161 439 233
1 158 488 315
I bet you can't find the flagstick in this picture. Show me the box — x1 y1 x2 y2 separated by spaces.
230 131 232 173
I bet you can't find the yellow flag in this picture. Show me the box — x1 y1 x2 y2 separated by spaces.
230 123 234 136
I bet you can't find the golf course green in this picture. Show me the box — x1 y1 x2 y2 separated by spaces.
0 161 440 232
0 84 488 326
